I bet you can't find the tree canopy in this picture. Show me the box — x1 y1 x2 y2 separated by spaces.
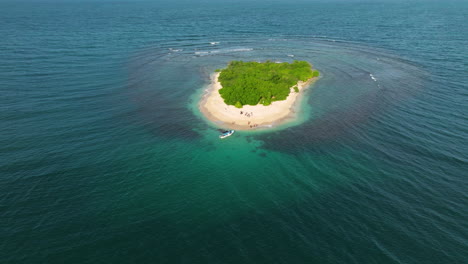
217 60 318 108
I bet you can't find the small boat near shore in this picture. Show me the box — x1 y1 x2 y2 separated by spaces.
219 130 235 139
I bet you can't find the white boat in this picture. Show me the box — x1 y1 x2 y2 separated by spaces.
219 130 235 139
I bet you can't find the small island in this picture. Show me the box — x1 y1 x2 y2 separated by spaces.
199 60 319 130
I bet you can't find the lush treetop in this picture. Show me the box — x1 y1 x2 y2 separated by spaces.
216 60 319 108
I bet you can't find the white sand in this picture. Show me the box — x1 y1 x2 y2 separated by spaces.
199 72 316 130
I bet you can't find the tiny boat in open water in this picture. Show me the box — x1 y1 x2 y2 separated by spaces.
219 130 235 139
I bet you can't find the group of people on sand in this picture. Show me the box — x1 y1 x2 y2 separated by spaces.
247 121 258 128
240 111 253 118
239 111 257 128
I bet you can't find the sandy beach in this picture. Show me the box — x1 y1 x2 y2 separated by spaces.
199 72 317 130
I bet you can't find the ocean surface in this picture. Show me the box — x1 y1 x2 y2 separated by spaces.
1 1 467 263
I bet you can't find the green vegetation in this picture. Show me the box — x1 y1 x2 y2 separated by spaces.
217 60 318 108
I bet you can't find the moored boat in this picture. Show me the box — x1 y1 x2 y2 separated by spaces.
219 130 235 139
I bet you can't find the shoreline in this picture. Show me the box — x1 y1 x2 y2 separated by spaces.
199 72 317 130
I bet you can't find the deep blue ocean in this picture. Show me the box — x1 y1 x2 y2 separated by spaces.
1 1 467 263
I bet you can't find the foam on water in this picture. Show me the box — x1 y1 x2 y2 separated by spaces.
195 48 254 56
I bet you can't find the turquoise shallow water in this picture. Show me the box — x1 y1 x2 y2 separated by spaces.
1 1 467 263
